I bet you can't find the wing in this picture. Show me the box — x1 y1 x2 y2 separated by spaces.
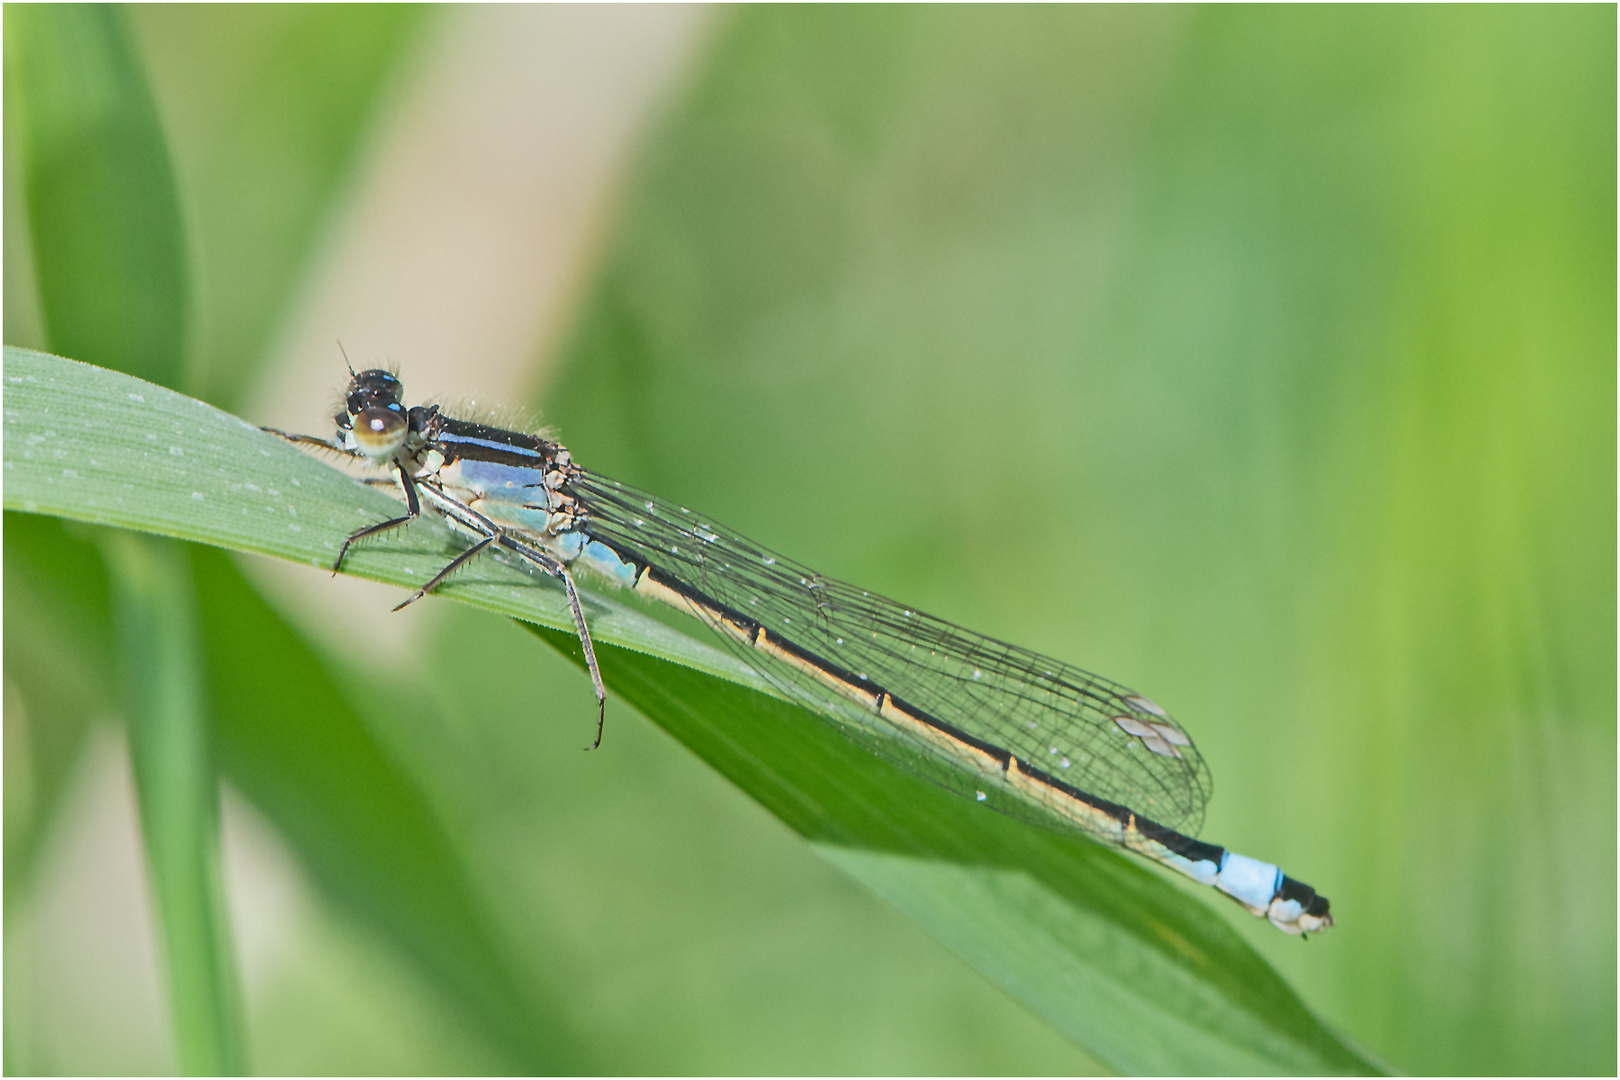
570 470 1212 841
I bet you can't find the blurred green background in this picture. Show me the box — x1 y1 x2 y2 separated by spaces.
4 5 1613 1075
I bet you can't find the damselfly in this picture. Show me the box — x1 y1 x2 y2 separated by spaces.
272 368 1333 935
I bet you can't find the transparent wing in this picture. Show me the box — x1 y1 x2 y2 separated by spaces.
572 471 1212 840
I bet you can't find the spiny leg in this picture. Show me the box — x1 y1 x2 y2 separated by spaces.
406 482 611 748
336 514 415 572
262 427 421 572
334 462 423 572
563 565 607 751
262 427 348 454
392 533 497 611
496 534 607 749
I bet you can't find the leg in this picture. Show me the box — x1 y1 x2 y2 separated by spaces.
266 426 424 572
415 483 612 746
262 427 348 454
561 564 608 750
335 513 415 572
334 462 423 572
391 534 497 611
496 534 608 749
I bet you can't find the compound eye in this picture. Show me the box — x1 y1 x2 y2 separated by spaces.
351 405 407 459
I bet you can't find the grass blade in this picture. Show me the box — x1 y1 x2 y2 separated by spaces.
2 346 1379 1073
102 533 243 1075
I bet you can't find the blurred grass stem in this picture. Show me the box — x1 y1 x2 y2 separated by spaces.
106 533 244 1076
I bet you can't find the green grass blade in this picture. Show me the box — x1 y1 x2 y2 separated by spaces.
2 514 113 907
189 544 597 1074
4 5 186 387
528 624 1374 1074
6 7 240 1071
1 508 595 1073
2 346 1379 1074
102 533 243 1075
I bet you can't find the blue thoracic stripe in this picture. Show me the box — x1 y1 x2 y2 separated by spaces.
447 435 543 459
436 417 549 465
292 368 1334 936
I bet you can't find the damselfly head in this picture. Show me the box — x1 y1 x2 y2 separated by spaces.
337 369 410 460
